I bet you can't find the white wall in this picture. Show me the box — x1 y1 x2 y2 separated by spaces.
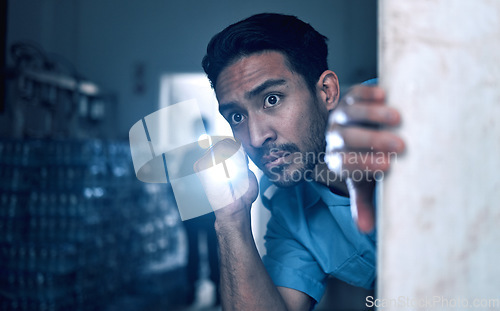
379 0 500 309
7 0 377 138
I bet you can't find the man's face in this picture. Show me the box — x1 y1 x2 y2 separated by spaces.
215 51 331 187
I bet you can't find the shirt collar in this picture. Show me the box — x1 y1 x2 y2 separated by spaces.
299 180 350 209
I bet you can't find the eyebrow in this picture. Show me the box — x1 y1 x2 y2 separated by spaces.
219 78 287 115
245 79 287 99
218 102 236 116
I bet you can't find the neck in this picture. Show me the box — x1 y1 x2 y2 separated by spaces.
312 163 349 197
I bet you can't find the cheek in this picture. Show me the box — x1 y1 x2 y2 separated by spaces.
232 129 255 157
295 111 328 149
230 121 248 139
283 108 313 136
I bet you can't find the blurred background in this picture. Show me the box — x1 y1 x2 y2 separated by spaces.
0 0 377 310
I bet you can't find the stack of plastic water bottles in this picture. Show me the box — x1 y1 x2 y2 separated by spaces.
0 139 186 311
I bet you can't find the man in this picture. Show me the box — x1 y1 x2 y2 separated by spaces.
195 13 404 310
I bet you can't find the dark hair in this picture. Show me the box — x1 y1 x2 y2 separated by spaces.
202 13 329 93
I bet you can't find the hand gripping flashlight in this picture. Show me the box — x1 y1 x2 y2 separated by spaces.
193 138 249 211
129 99 250 220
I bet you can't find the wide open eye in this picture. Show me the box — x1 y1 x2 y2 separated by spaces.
230 112 245 125
264 94 280 108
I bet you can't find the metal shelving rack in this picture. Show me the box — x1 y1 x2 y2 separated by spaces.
0 44 188 310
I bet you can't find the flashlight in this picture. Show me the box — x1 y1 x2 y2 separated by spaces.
194 138 249 211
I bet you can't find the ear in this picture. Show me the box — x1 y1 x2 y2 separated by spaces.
316 70 340 112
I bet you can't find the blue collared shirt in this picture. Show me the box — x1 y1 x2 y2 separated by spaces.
260 176 376 303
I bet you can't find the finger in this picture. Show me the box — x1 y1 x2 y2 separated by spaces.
194 138 240 172
341 152 392 175
342 85 385 104
356 201 375 233
329 127 405 154
346 179 376 232
195 144 252 211
330 104 401 127
324 151 393 180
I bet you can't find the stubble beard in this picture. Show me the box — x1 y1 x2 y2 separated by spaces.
261 106 328 188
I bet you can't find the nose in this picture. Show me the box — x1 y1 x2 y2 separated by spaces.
247 114 276 148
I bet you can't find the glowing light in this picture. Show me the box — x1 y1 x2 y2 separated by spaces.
209 158 240 182
194 143 249 212
326 131 345 150
325 153 343 172
198 134 212 149
330 110 348 125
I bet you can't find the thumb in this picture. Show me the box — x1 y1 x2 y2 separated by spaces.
346 178 376 232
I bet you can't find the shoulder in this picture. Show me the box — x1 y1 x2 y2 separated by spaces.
362 78 378 86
